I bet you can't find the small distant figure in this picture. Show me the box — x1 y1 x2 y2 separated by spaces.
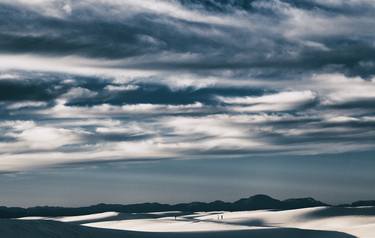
221 215 223 220
174 216 176 220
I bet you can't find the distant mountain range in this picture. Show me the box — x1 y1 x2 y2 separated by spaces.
0 194 373 219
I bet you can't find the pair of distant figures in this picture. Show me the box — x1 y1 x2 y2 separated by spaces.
172 214 223 221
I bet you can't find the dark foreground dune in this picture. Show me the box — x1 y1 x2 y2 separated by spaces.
0 219 356 238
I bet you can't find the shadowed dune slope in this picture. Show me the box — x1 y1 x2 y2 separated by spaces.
304 207 375 218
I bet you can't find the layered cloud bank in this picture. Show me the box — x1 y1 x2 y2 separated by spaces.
1 0 375 171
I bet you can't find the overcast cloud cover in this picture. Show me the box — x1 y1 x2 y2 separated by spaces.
1 0 375 173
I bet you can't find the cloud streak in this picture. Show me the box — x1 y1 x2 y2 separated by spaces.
0 0 374 171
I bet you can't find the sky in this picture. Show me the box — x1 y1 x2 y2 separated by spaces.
0 0 374 207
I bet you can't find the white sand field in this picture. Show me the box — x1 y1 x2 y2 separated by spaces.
16 206 375 238
195 207 375 238
86 216 260 232
18 211 120 222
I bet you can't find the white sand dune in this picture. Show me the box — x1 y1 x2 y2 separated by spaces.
85 216 262 232
190 207 375 238
147 211 183 215
81 207 375 238
0 219 355 238
14 206 375 238
18 211 120 222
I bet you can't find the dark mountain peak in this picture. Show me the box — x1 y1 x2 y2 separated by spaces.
233 194 282 210
282 197 328 209
249 194 279 201
235 194 280 203
209 200 227 204
350 200 375 207
283 197 325 204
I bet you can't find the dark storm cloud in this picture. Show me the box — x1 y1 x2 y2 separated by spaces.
0 73 110 102
327 99 375 111
0 79 56 101
177 0 256 12
0 0 375 171
0 0 374 78
0 2 226 59
0 71 268 109
67 83 268 106
0 4 161 58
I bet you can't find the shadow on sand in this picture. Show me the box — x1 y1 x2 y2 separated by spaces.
68 211 190 225
305 207 375 219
